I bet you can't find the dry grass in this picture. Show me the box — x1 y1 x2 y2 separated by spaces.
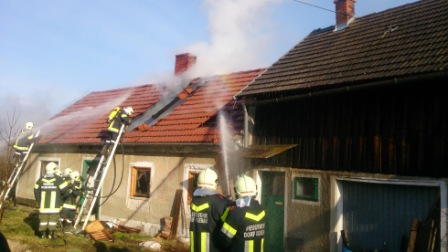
0 203 189 252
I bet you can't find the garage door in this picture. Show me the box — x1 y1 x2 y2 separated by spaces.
342 181 439 251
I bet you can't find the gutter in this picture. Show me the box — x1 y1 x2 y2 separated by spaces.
242 72 448 106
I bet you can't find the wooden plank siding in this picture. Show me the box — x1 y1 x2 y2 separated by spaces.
250 81 448 177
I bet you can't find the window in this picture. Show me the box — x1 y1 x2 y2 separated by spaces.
131 167 151 198
294 177 319 201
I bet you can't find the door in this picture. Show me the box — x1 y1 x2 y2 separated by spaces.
82 159 100 219
261 171 285 251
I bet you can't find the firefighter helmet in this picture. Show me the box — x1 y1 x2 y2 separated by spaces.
45 162 58 174
124 107 134 116
64 168 72 176
70 171 80 181
54 166 61 176
197 168 218 190
25 122 34 130
234 175 257 198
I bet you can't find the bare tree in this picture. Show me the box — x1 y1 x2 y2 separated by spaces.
0 108 21 181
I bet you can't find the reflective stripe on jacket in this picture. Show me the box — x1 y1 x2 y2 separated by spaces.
220 199 266 252
13 129 34 151
190 193 230 252
107 110 130 133
34 175 69 214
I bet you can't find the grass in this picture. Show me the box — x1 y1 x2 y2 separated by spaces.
0 203 189 252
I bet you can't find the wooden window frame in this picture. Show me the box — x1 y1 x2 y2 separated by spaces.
130 167 151 198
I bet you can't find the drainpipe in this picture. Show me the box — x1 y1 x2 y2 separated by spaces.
243 104 249 148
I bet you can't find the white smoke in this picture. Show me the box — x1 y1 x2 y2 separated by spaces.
183 0 282 78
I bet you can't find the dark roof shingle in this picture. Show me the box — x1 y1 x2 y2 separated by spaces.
237 0 448 97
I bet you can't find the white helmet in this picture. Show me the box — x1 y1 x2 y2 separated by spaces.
25 122 34 130
124 107 134 116
197 168 218 190
234 175 257 198
64 168 72 176
70 171 80 181
45 162 58 174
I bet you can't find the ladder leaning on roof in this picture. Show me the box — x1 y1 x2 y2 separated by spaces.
0 130 40 216
74 124 125 231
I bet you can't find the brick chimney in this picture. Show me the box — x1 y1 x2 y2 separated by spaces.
334 0 356 30
174 53 197 75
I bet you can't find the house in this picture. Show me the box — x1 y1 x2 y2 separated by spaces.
235 0 448 251
15 53 265 237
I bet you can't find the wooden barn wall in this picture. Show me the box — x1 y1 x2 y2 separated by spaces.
251 81 448 177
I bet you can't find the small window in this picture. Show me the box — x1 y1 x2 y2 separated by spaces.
294 177 318 201
131 167 151 198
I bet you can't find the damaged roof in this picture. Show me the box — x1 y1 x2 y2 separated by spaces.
237 0 448 98
38 69 264 145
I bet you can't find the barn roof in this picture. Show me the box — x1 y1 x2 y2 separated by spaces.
237 0 448 98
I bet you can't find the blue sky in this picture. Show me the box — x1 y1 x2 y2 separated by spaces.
0 0 417 129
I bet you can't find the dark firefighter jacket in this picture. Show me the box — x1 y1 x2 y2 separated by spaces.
62 179 83 210
107 110 131 133
34 174 70 214
220 197 266 252
13 129 34 151
190 188 232 252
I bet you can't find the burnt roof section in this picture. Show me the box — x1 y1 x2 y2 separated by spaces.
237 0 448 98
38 69 265 145
125 69 265 144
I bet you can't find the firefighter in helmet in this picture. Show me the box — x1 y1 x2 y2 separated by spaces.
60 170 83 233
34 162 70 239
105 106 133 145
190 168 233 252
62 168 72 181
220 174 266 252
12 122 36 165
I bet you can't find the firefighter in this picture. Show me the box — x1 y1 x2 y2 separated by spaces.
60 171 83 233
11 122 35 165
62 168 72 181
105 106 133 145
34 162 70 239
220 175 266 252
190 168 233 252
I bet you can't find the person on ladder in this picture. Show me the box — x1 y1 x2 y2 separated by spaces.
102 107 133 155
34 162 70 239
11 122 36 166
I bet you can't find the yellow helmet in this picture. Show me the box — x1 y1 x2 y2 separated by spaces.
234 175 257 198
197 168 218 190
45 162 58 174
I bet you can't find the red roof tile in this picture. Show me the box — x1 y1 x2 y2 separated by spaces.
39 69 264 145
